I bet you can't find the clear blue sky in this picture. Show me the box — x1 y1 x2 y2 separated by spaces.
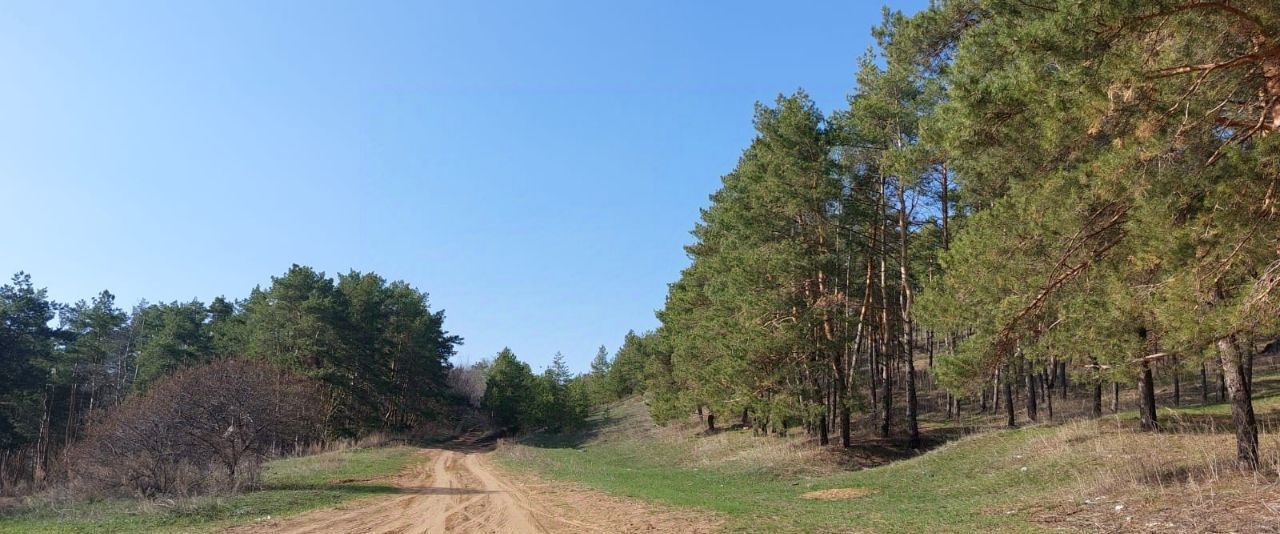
1 1 923 372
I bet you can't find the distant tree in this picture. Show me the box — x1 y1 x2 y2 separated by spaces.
58 291 130 445
608 330 654 400
587 345 612 404
0 273 58 451
240 265 458 436
207 296 248 358
131 300 211 391
447 360 488 407
481 348 534 430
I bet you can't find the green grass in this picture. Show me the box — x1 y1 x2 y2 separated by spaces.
499 374 1280 534
498 403 1079 533
0 446 417 534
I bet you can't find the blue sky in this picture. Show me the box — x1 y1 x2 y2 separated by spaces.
1 1 923 372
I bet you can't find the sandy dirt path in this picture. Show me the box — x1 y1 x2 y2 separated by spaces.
225 438 720 534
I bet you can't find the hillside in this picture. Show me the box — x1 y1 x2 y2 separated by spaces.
497 387 1280 533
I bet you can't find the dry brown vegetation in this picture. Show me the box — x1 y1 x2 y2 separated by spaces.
1028 415 1280 533
65 359 322 498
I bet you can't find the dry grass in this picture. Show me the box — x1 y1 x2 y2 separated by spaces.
1026 414 1280 532
799 487 877 500
686 429 861 478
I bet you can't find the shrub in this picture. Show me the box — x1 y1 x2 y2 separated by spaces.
66 358 321 497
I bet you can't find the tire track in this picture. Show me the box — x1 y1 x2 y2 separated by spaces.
225 434 720 534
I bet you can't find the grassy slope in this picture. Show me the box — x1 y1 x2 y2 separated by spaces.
0 446 416 534
497 389 1280 533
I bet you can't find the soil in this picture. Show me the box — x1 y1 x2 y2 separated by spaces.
225 435 720 534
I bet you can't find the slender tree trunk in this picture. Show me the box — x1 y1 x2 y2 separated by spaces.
65 383 77 445
876 173 895 441
993 370 1001 413
1024 358 1038 423
706 412 716 432
1200 362 1209 404
927 330 934 369
880 354 893 438
1171 356 1181 407
1059 361 1069 400
1138 362 1158 431
1044 373 1054 420
1218 335 1259 468
1003 366 1016 428
1112 382 1120 413
835 355 851 447
1089 356 1102 417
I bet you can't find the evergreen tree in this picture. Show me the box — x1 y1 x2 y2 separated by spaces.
482 348 534 430
131 300 211 391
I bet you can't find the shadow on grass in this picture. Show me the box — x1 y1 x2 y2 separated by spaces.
1127 373 1280 434
511 412 626 450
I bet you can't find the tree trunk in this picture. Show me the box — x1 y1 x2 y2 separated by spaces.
1200 361 1209 404
1024 358 1038 422
1044 374 1054 420
1092 382 1103 418
1138 362 1158 431
833 350 851 447
1218 336 1259 468
1003 367 1016 428
1112 382 1120 413
880 355 893 438
1171 356 1181 407
706 412 715 432
993 370 1001 412
1245 348 1254 397
1059 361 1069 400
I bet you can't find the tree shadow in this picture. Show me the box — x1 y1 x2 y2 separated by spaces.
509 412 626 450
264 482 493 496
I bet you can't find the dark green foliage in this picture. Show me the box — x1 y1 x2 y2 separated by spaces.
480 349 588 432
131 300 212 391
607 331 654 400
482 348 534 430
240 265 459 436
0 265 461 489
0 274 58 449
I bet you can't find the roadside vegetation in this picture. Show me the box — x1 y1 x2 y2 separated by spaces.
0 445 416 533
500 389 1280 532
0 266 464 526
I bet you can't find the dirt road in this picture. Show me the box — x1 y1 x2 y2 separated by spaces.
227 439 719 534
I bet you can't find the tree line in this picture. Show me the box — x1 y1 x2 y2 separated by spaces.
464 339 649 434
618 0 1280 469
0 264 459 487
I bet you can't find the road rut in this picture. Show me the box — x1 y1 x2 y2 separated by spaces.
225 438 719 534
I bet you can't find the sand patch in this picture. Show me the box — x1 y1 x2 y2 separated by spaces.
801 487 878 500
